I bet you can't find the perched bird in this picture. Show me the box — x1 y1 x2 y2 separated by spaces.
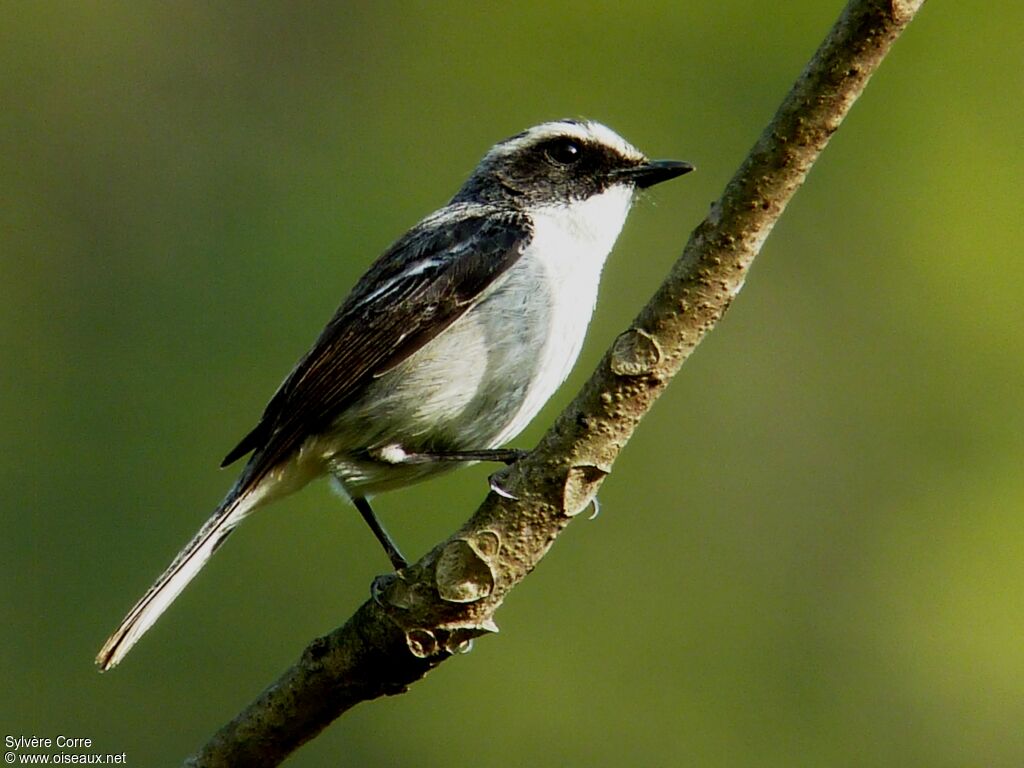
96 119 692 670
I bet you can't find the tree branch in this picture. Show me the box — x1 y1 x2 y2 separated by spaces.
184 1 925 764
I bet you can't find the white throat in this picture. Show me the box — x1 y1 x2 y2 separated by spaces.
531 183 636 265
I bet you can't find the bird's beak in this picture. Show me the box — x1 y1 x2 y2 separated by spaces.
619 159 695 189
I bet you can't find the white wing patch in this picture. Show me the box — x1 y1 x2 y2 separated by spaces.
354 257 445 307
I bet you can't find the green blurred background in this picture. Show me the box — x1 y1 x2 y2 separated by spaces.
3 2 1022 765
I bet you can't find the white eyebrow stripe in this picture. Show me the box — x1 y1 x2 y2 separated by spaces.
491 120 644 163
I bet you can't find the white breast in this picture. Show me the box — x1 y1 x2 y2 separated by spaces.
320 184 636 496
492 184 635 444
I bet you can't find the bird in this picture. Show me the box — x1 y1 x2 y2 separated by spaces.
96 119 693 670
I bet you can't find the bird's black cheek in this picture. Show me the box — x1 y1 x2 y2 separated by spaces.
494 168 530 197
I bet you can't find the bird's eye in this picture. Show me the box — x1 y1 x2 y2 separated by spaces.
545 138 582 166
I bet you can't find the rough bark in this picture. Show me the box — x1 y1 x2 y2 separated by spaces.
185 1 927 764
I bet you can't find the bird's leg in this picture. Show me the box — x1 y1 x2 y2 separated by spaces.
352 496 408 571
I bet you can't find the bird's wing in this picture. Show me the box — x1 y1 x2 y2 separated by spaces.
221 205 532 487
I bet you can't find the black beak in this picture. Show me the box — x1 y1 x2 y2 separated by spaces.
619 159 695 189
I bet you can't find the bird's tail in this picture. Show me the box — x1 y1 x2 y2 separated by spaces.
95 489 258 671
